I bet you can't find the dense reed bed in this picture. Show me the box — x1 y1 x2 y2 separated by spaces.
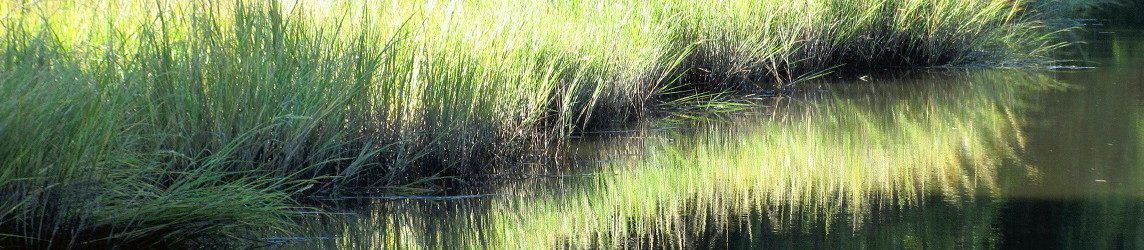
0 0 1077 247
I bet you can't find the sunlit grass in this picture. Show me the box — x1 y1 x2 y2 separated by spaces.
0 0 1076 246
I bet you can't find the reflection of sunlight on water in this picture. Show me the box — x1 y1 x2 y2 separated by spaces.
285 70 1063 249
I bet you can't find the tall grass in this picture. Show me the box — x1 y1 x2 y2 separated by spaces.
1 0 1067 246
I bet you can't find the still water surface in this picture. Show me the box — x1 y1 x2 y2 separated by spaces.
272 27 1144 249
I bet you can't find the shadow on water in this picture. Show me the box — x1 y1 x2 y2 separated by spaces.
996 25 1144 249
262 27 1144 249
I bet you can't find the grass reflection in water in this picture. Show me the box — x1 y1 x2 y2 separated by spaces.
286 70 1064 249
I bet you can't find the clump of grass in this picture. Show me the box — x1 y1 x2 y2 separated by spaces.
0 0 1073 247
705 0 1071 88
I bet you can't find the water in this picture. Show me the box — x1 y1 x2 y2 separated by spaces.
267 27 1144 249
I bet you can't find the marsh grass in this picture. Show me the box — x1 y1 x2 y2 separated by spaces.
0 0 1078 246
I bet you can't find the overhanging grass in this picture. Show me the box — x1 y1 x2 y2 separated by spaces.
0 0 1077 247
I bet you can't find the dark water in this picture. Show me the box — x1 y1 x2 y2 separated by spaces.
267 27 1144 249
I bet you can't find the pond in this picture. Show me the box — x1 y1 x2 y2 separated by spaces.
266 25 1144 249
